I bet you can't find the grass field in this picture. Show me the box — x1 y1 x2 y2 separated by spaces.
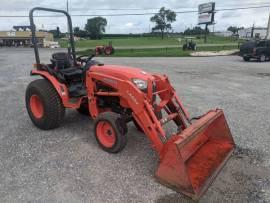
78 44 238 57
63 35 241 57
60 35 241 49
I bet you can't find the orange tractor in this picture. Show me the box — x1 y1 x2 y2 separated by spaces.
95 42 114 56
27 7 235 200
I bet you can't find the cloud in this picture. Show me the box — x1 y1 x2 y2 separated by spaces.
125 22 134 27
0 0 269 33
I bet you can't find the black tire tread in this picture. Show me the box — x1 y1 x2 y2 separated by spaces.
94 112 127 153
26 79 65 130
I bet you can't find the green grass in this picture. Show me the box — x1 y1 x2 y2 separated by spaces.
77 45 238 57
60 35 241 49
60 37 181 48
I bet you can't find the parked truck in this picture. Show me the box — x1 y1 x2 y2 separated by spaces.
240 39 270 62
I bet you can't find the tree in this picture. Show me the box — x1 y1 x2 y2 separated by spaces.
49 27 62 38
73 27 88 38
74 27 80 35
150 7 176 39
184 26 209 35
227 26 244 35
85 17 107 39
56 27 60 38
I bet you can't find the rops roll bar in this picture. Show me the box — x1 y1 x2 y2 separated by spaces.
29 7 76 66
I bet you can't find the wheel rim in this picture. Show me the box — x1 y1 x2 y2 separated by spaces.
261 55 266 61
105 49 111 55
96 121 116 148
30 95 44 119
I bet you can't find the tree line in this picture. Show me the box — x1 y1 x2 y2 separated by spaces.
49 7 245 40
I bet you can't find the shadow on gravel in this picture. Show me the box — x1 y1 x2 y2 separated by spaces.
256 73 270 78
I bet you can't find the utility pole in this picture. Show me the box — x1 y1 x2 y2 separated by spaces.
204 24 208 43
66 0 69 12
266 13 270 39
251 23 255 38
66 0 69 32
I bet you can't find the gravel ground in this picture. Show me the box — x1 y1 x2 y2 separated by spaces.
0 48 269 203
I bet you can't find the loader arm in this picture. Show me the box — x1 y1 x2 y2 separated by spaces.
86 70 235 200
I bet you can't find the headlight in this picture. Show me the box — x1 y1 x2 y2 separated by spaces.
132 78 148 92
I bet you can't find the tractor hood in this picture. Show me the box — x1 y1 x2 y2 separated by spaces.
90 65 154 81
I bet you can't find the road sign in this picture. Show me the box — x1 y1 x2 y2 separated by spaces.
7 31 16 37
198 13 214 24
198 2 215 25
199 2 215 14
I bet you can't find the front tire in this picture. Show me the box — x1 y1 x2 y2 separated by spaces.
25 79 65 130
94 112 127 153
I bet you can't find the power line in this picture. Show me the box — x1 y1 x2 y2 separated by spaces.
0 5 270 18
216 5 270 12
1 2 270 11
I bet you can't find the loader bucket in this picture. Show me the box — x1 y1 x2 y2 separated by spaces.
156 109 235 200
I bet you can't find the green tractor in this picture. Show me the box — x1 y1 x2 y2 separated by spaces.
182 37 197 51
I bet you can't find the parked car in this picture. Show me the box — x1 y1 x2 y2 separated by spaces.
240 40 270 62
50 44 60 49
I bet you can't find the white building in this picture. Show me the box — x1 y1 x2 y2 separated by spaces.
214 31 233 37
238 27 268 39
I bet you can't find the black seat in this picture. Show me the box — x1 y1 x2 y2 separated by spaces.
50 52 85 97
51 52 72 69
50 53 102 97
51 52 83 81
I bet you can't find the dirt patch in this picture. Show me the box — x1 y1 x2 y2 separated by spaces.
191 50 238 57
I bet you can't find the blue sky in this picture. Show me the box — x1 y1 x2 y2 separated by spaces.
0 0 269 33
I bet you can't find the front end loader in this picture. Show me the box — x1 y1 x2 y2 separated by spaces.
26 7 235 200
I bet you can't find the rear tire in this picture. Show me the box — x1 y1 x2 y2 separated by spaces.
25 79 65 130
104 47 113 55
243 56 250 61
183 45 187 51
94 112 127 153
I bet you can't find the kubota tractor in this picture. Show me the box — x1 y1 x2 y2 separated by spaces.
26 7 235 200
95 42 114 56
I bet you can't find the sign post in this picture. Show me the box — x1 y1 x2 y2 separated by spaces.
198 2 215 43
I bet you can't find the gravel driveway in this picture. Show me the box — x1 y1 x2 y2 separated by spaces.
0 48 269 202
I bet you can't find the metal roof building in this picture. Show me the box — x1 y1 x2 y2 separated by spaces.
0 30 53 47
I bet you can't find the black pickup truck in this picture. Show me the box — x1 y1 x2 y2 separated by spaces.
240 40 270 62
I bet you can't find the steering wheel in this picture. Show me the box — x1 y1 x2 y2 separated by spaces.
76 54 95 64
